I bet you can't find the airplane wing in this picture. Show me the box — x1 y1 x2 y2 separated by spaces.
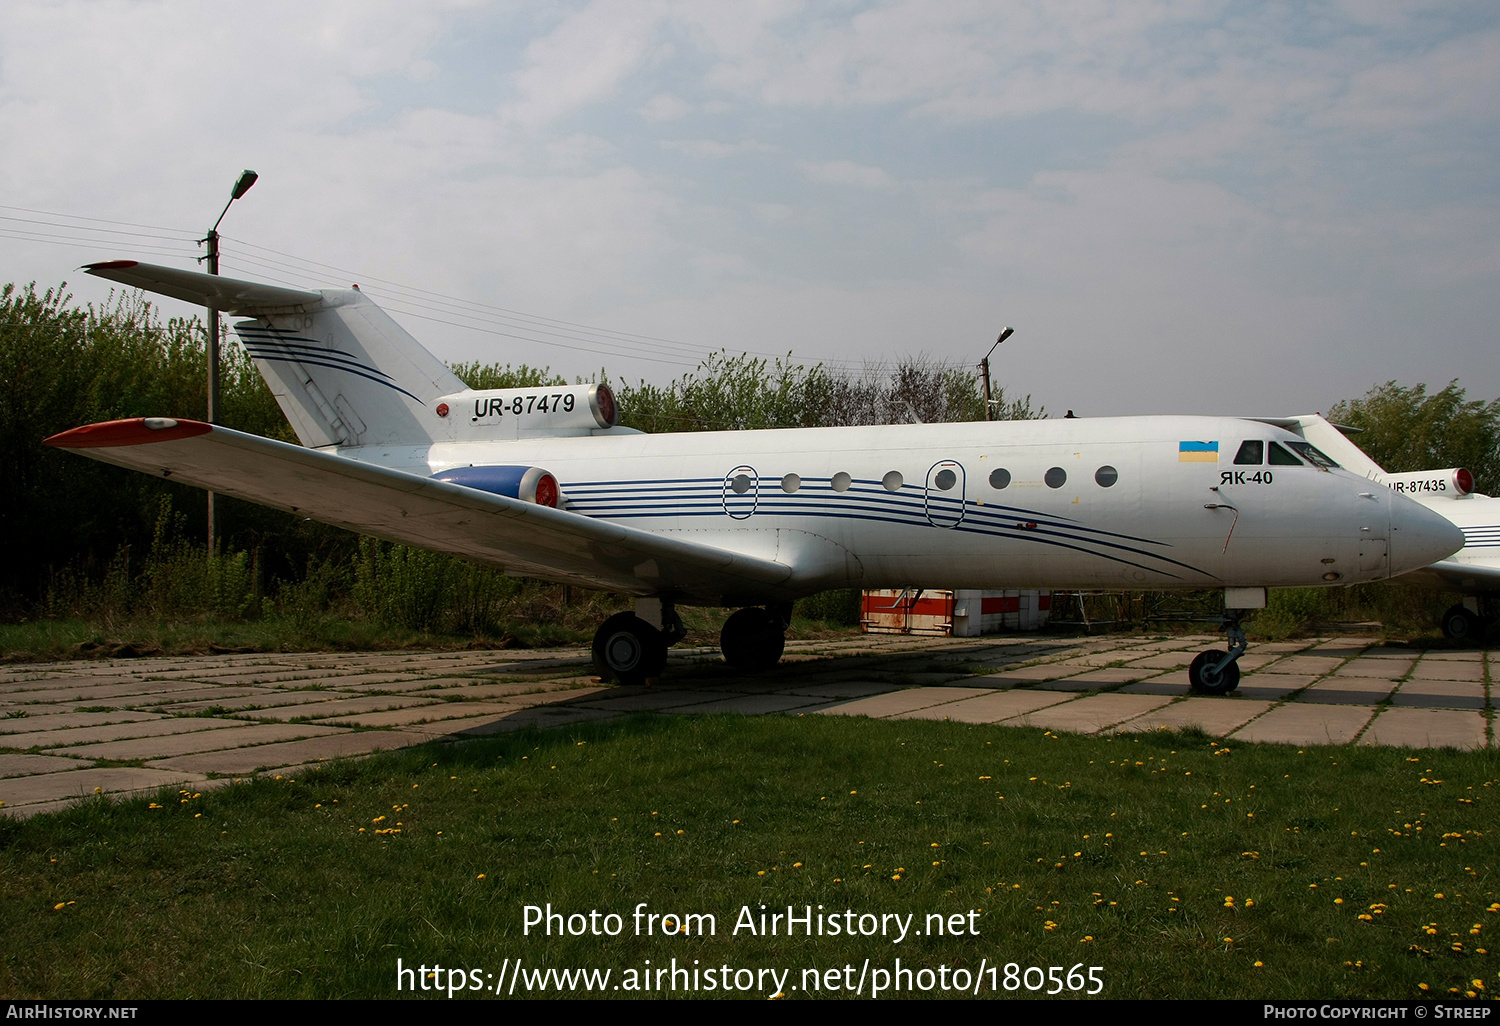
1394 560 1500 593
45 418 796 604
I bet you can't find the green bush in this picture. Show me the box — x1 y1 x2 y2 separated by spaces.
795 589 862 626
351 539 518 635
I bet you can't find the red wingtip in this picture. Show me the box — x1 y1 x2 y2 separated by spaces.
45 417 213 449
82 260 142 271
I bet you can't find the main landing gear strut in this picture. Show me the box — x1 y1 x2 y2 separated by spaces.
590 600 793 685
1188 608 1249 696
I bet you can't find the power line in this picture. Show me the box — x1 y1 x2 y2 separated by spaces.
216 236 932 373
1 203 974 375
0 203 197 238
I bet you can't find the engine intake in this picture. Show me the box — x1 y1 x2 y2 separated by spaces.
434 465 560 507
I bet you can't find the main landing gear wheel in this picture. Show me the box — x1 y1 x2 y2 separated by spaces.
1188 650 1241 695
720 607 786 671
592 612 667 685
1441 604 1483 643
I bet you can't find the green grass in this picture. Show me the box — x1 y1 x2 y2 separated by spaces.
2 715 1497 999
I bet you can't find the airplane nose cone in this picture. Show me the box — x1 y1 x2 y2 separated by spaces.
1388 494 1465 577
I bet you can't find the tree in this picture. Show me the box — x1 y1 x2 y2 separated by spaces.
0 283 307 608
1328 381 1500 494
614 351 1040 433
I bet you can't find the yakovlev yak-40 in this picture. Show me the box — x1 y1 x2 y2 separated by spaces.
48 260 1463 693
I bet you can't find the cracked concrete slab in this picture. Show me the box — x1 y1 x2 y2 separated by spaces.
997 693 1175 734
54 723 345 762
1230 703 1374 745
1107 696 1275 737
890 689 1074 724
1361 708 1489 750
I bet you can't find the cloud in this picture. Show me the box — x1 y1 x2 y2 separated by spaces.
2 0 1498 418
662 138 777 159
502 0 668 129
797 159 896 190
638 92 692 121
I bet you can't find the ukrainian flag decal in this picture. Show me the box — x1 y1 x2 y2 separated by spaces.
1179 440 1219 463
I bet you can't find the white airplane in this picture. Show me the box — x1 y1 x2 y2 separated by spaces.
46 260 1464 693
1264 414 1500 641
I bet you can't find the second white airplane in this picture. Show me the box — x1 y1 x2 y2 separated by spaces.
1264 414 1500 641
47 260 1464 692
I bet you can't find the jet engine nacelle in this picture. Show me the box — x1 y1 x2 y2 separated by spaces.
1381 468 1474 500
433 465 560 508
432 382 620 441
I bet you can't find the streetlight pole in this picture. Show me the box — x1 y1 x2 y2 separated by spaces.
979 326 1013 422
199 169 257 553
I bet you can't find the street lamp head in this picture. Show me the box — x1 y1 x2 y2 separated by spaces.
231 170 258 200
983 326 1015 363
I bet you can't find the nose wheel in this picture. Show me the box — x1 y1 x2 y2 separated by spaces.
1188 610 1248 695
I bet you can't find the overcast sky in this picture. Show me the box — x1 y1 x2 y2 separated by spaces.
3 1 1497 418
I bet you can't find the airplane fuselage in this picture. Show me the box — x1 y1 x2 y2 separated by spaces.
331 414 1439 603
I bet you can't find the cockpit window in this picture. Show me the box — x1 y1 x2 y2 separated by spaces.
1286 441 1340 470
1267 441 1304 466
1234 440 1263 465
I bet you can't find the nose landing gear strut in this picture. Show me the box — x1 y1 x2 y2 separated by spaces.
1187 582 1270 700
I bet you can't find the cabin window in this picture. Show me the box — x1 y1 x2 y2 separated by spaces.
1095 465 1118 487
1234 441 1263 465
781 473 801 493
1267 441 1303 466
1286 441 1340 469
730 474 753 494
1045 467 1067 488
882 471 904 492
933 469 957 491
831 472 852 492
989 468 1011 489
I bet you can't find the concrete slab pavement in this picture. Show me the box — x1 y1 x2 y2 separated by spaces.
1 632 1492 819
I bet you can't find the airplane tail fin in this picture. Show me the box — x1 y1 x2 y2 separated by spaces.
85 260 466 449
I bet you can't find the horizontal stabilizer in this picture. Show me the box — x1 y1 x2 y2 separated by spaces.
44 418 796 603
84 260 322 314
